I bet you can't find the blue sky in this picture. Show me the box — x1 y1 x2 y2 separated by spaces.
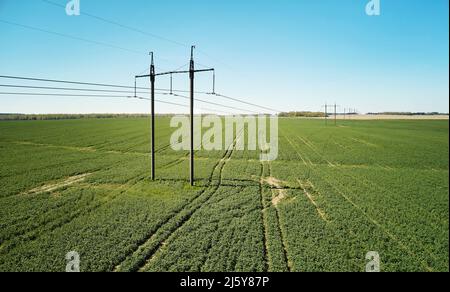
0 0 448 114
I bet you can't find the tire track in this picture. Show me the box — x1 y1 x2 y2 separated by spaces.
283 129 435 272
2 155 132 228
291 133 448 231
267 163 292 272
137 137 239 272
1 172 148 253
258 162 269 272
114 130 244 272
3 147 151 219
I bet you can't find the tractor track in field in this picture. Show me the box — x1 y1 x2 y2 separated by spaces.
283 129 435 272
317 173 435 271
2 140 192 253
0 145 141 182
1 173 148 253
8 140 165 158
297 179 330 223
2 154 132 227
258 162 270 272
267 163 292 272
3 142 186 198
1 143 184 245
114 131 244 272
0 154 100 181
129 133 241 272
290 134 448 230
160 155 186 169
3 127 206 179
298 131 442 267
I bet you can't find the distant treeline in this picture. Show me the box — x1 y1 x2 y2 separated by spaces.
278 111 327 118
367 112 449 116
0 114 158 121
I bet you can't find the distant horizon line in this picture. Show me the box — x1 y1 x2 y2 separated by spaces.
1 112 449 116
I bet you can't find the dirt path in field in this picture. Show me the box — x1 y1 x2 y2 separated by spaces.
22 173 92 195
261 177 288 206
2 155 148 245
335 114 449 120
259 162 292 272
266 164 292 271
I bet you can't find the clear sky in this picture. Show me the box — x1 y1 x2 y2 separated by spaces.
0 0 448 114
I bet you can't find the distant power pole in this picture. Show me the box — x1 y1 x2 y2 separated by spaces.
334 103 337 126
322 103 340 126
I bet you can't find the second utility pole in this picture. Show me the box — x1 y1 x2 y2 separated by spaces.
150 52 156 181
334 103 337 126
189 46 195 186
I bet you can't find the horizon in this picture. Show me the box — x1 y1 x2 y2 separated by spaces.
1 111 449 116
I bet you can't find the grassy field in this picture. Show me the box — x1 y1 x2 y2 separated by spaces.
0 117 448 272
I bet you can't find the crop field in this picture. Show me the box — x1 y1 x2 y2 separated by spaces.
0 117 448 272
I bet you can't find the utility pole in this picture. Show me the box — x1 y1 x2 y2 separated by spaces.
150 52 156 181
135 52 156 181
170 73 173 95
189 46 195 187
322 103 340 126
212 70 216 95
134 47 214 186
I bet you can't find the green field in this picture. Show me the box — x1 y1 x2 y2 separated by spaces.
0 117 448 272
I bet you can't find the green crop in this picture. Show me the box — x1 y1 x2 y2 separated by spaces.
0 117 448 272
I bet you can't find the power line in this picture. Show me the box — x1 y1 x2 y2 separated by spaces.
0 84 149 95
0 75 152 90
169 94 251 115
41 0 232 69
0 91 192 108
0 19 146 56
0 21 272 111
0 89 238 115
0 75 279 113
0 75 189 92
212 93 281 113
41 0 187 48
0 83 254 113
0 87 260 114
198 107 234 115
164 93 261 115
0 92 146 98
